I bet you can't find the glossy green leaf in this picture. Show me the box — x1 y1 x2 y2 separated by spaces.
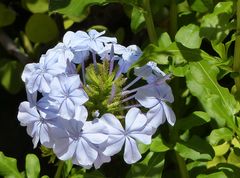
127 152 165 178
175 135 214 161
0 152 22 178
175 24 202 48
200 1 235 44
131 7 145 33
0 60 24 94
0 3 16 27
49 0 107 21
22 0 49 13
25 154 40 178
186 60 240 127
25 14 59 43
197 171 228 178
150 135 169 152
207 128 233 145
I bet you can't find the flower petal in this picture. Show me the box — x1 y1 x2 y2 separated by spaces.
124 137 141 164
162 102 176 126
125 107 147 131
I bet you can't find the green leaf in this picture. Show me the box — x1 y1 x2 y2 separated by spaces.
63 160 73 178
49 0 107 21
197 171 228 178
158 32 172 49
22 0 49 13
127 152 165 178
0 3 16 27
0 152 22 178
213 142 230 156
186 60 240 128
175 111 211 131
175 24 202 48
227 149 240 167
174 135 214 161
207 128 233 145
25 13 59 43
188 0 213 13
0 60 24 94
133 42 216 68
211 42 226 59
131 7 145 33
200 1 235 44
150 135 169 152
25 154 40 178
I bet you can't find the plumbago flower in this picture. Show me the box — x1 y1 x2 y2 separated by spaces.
17 29 176 169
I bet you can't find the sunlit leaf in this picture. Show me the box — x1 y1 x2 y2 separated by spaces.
22 0 49 13
25 154 40 178
49 0 107 21
200 1 235 44
0 152 22 178
197 171 228 178
175 24 202 48
186 60 240 128
207 156 226 168
207 128 233 145
213 142 230 156
150 135 169 152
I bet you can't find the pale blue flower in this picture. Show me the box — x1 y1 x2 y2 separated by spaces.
51 109 108 167
101 107 152 164
74 29 117 52
17 101 59 148
117 45 142 73
62 31 90 64
48 74 88 118
22 53 67 93
135 84 176 127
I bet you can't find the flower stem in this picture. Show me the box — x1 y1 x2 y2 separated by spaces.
175 151 190 178
143 0 157 44
54 160 64 178
233 0 240 96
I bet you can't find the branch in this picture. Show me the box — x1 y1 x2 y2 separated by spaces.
0 30 32 64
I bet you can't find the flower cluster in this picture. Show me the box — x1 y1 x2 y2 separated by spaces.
18 30 176 169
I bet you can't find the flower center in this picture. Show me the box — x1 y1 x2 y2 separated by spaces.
83 60 126 120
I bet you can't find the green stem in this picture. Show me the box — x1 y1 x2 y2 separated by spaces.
143 0 157 44
54 160 64 178
169 0 177 39
234 0 240 94
175 151 190 178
